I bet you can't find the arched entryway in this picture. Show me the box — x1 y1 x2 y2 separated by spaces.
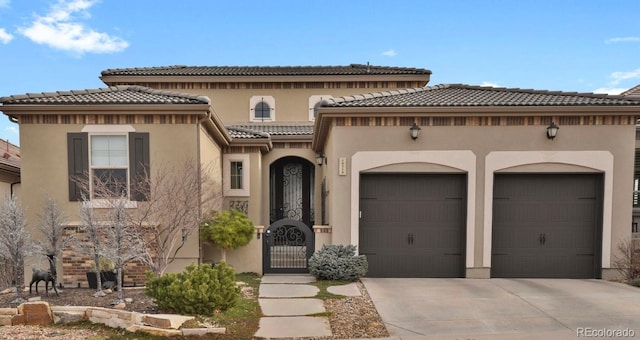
263 156 315 273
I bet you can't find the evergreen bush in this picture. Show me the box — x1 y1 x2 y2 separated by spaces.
308 244 368 281
145 262 240 315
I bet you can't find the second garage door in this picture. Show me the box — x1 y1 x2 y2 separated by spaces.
492 174 603 278
359 174 466 277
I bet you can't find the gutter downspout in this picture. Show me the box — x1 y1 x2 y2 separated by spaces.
196 110 212 266
10 180 20 197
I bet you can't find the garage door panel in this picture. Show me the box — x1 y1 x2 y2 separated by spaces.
492 174 602 279
360 174 466 278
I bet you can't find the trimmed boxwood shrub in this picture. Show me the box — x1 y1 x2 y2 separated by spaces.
145 262 239 316
309 244 368 281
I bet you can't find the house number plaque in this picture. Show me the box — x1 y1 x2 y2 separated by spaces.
338 157 347 176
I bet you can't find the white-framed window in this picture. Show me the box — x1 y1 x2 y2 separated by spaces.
308 95 332 121
90 134 129 198
224 154 250 196
250 96 275 122
68 125 149 206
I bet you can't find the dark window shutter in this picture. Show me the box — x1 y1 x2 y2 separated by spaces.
67 133 88 201
129 132 150 201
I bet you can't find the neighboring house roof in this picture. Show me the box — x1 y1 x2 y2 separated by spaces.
229 124 314 137
622 84 640 97
100 64 432 77
0 138 20 176
324 84 640 107
0 85 210 105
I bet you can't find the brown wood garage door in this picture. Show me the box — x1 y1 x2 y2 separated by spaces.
359 174 466 278
492 174 603 279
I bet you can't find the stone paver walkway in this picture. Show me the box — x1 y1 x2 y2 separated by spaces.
254 275 331 339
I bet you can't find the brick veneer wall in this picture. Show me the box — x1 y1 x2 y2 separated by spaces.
62 227 151 288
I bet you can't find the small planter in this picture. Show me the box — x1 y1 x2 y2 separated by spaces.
86 271 123 289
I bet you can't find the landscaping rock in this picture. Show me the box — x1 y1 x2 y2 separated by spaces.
17 301 52 325
142 314 195 329
127 324 182 337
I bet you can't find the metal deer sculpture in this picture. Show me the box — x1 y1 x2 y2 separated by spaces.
29 254 59 297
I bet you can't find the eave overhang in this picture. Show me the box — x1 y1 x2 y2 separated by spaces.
312 105 640 152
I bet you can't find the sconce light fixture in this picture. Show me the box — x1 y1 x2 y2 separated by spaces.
546 121 559 140
181 228 188 242
409 122 421 141
316 153 326 166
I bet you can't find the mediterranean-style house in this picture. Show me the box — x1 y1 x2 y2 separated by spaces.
1 64 639 286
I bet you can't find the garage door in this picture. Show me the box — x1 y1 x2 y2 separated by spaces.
492 174 603 278
359 174 466 277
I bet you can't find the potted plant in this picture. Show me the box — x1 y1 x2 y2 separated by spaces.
86 257 122 289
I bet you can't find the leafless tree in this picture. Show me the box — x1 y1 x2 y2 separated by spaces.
75 196 108 297
0 195 37 303
33 196 69 284
130 159 221 276
101 196 146 303
35 196 69 258
613 237 640 280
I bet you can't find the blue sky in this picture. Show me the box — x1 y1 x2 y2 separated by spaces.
0 0 639 145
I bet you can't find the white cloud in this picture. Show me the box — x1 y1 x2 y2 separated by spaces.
480 81 501 87
0 0 9 8
605 37 640 44
18 0 129 55
0 28 13 44
381 49 397 57
592 87 627 95
609 68 640 85
4 126 18 135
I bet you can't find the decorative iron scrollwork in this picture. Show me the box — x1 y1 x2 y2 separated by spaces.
229 200 248 214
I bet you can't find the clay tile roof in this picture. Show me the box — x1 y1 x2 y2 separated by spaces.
324 84 640 107
0 85 211 105
101 64 432 77
622 84 640 97
229 123 314 138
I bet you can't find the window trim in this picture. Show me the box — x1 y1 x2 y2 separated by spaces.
223 154 250 197
89 133 130 201
249 96 276 122
308 95 332 121
68 125 148 207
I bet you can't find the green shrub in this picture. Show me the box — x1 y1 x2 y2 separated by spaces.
145 262 240 315
309 244 368 281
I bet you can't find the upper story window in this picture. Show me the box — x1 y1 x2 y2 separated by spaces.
308 95 332 121
68 125 149 203
250 96 275 122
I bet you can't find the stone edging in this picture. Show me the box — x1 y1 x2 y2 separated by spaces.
0 301 225 337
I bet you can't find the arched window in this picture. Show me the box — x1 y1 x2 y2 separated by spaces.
250 96 275 121
255 101 271 120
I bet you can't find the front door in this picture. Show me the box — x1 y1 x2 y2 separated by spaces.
264 157 315 273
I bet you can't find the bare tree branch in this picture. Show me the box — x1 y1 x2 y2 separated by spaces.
130 159 221 276
0 195 37 302
35 195 69 258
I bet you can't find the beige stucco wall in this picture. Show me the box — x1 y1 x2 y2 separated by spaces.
177 88 411 123
324 123 635 278
19 122 204 281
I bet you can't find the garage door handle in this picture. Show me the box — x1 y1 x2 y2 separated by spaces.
407 234 414 245
539 233 547 245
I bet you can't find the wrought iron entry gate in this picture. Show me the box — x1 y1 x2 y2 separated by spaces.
263 219 314 273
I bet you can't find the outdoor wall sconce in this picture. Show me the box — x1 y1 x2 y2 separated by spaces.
181 227 188 242
546 121 559 140
316 153 327 166
409 122 421 141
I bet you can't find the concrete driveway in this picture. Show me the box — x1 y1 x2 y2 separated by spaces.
361 278 640 339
